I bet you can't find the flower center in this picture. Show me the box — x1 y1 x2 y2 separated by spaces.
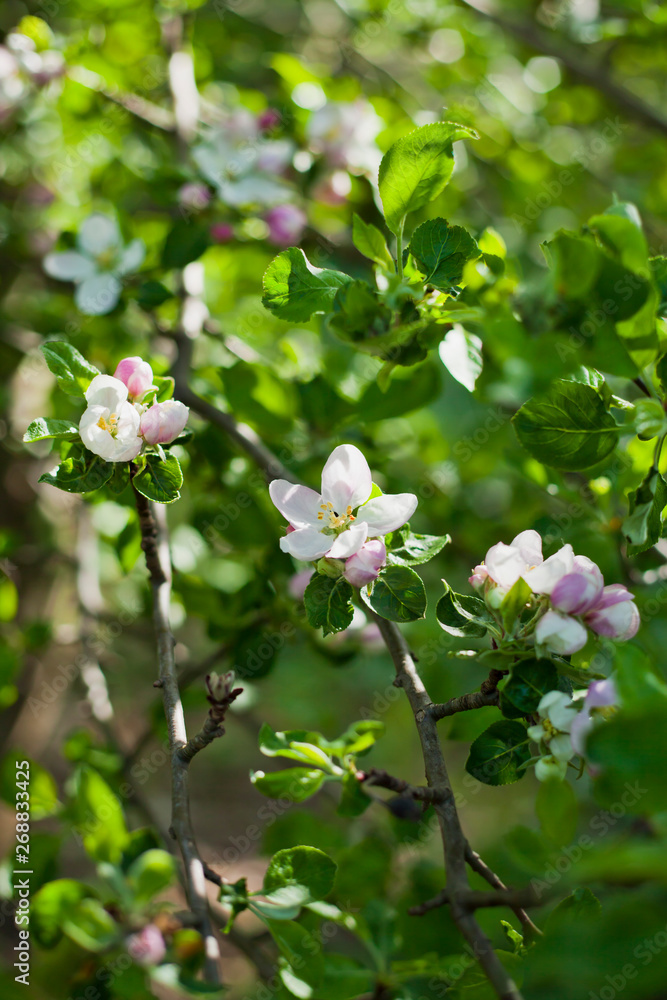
543 719 559 739
317 501 355 534
97 412 119 436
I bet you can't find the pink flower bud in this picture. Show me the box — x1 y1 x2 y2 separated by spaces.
550 556 603 615
127 924 166 967
258 108 282 132
114 357 154 399
178 182 212 211
468 564 489 591
140 400 189 445
210 223 234 243
344 539 386 588
535 609 588 656
264 205 307 248
586 599 640 640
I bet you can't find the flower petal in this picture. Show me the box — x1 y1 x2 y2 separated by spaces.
586 601 640 640
484 542 525 589
77 213 121 255
75 273 122 315
328 521 368 559
344 539 386 588
549 733 574 762
269 480 322 529
321 444 372 512
535 609 588 655
43 251 96 282
115 238 145 276
279 526 332 561
585 679 617 709
523 544 574 595
511 529 543 567
85 374 128 407
569 711 592 755
360 493 418 535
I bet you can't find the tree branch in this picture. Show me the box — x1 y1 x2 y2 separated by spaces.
369 612 525 1000
458 0 667 138
465 845 542 940
431 668 505 720
357 767 447 804
408 886 542 917
133 485 221 984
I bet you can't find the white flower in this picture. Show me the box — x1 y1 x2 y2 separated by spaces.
483 529 544 589
79 375 142 462
43 213 144 315
307 100 383 174
535 609 588 655
528 691 578 766
269 444 417 562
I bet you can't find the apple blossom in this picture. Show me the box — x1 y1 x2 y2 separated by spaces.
528 691 579 779
269 444 417 562
113 356 154 400
264 204 307 247
570 679 618 754
344 539 386 588
535 609 588 655
140 400 189 446
126 924 166 967
585 585 639 640
79 374 142 462
550 555 604 614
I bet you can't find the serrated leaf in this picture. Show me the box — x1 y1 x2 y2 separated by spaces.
23 418 80 443
41 342 99 397
386 525 450 566
368 564 426 622
352 213 394 269
39 446 114 494
436 584 492 637
409 217 480 290
501 658 558 716
466 721 531 786
378 122 478 234
262 247 353 322
513 379 619 471
303 574 354 636
623 468 667 556
132 453 183 504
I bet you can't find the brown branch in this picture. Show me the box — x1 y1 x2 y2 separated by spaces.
465 846 542 940
357 767 447 804
408 886 542 917
369 613 524 1000
458 1 667 138
431 668 505 720
132 483 221 984
178 672 243 764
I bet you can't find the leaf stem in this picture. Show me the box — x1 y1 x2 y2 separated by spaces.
396 217 405 280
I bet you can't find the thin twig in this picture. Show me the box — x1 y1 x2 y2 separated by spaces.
133 484 221 984
357 767 447 804
465 846 542 939
408 887 542 917
369 613 524 1000
431 669 505 720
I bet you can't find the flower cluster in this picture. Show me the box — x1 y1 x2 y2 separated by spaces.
79 357 189 463
470 530 639 654
528 680 617 781
269 444 417 588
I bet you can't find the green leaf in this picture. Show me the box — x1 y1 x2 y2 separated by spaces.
501 658 558 715
265 919 325 996
586 705 667 814
536 777 578 845
23 418 80 443
512 379 619 470
316 956 375 1000
355 363 441 422
337 771 372 817
438 326 483 392
137 280 174 309
0 754 60 819
408 218 480 290
327 279 392 343
544 888 601 934
499 578 533 635
154 375 175 402
39 445 114 494
162 221 210 269
378 122 477 234
72 766 129 863
127 849 177 904
263 846 337 904
32 879 96 948
303 574 354 636
436 584 492 637
368 564 426 622
106 462 130 495
132 453 183 503
250 768 326 802
63 897 119 952
466 721 531 786
633 398 667 440
262 247 353 322
623 468 667 556
41 342 99 397
352 213 394 269
386 525 450 567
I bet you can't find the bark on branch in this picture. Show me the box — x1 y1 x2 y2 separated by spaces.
431 669 505 720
